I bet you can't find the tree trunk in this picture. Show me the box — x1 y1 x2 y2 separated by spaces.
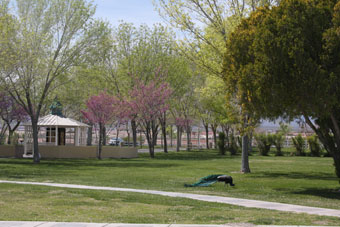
6 121 20 145
116 128 120 140
144 120 159 158
197 127 200 148
126 124 130 147
127 131 130 147
0 123 8 145
222 124 230 148
97 123 103 160
153 130 158 147
304 115 340 181
241 134 251 173
140 130 143 148
145 123 155 158
149 141 155 158
204 124 209 149
7 130 13 145
152 124 158 157
176 125 181 152
170 124 173 147
161 122 168 153
31 118 40 163
186 127 191 151
179 128 182 147
87 124 93 146
333 152 340 180
102 126 106 146
131 119 137 147
211 124 217 149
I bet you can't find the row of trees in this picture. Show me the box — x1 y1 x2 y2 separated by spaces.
2 0 340 184
157 0 340 183
156 0 283 173
82 70 172 159
0 0 241 162
254 133 324 157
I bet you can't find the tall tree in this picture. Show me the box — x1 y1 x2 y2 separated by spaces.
224 0 340 180
0 0 107 163
127 70 172 158
102 23 180 149
171 71 198 151
82 92 120 159
156 0 278 172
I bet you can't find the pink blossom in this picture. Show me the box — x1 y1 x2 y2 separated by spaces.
127 80 172 123
0 92 28 123
82 92 120 125
175 117 192 128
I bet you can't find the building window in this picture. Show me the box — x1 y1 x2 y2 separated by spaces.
46 127 56 143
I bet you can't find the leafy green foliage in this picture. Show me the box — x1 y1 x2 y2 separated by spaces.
224 0 340 180
255 133 273 156
272 133 284 156
292 134 306 156
278 122 291 135
307 135 322 157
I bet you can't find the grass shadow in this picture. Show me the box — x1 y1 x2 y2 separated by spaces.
146 150 240 161
0 158 179 169
276 187 340 200
251 171 337 181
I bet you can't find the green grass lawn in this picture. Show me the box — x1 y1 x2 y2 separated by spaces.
0 149 340 225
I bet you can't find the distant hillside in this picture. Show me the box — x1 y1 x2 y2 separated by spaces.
257 120 313 133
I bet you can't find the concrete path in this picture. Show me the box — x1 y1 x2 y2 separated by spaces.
1 180 340 219
0 222 336 227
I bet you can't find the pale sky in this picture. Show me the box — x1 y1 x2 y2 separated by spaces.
93 0 165 27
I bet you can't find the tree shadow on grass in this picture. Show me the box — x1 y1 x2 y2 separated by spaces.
250 171 337 181
0 158 179 169
0 159 180 182
148 150 240 161
275 187 340 200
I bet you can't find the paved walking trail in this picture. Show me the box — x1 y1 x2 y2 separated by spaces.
1 180 340 219
0 221 336 227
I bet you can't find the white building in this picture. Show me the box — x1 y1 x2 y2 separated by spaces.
23 114 89 158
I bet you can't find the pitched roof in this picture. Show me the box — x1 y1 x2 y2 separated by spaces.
23 114 89 127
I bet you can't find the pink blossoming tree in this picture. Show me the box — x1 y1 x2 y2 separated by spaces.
128 78 172 158
0 93 28 144
82 92 120 159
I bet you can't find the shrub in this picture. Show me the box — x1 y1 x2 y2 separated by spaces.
292 134 305 156
217 132 227 155
255 133 273 156
272 133 284 156
307 135 321 157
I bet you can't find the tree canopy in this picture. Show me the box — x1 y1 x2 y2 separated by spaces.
224 0 340 179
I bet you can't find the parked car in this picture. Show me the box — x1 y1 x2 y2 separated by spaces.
109 138 124 146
